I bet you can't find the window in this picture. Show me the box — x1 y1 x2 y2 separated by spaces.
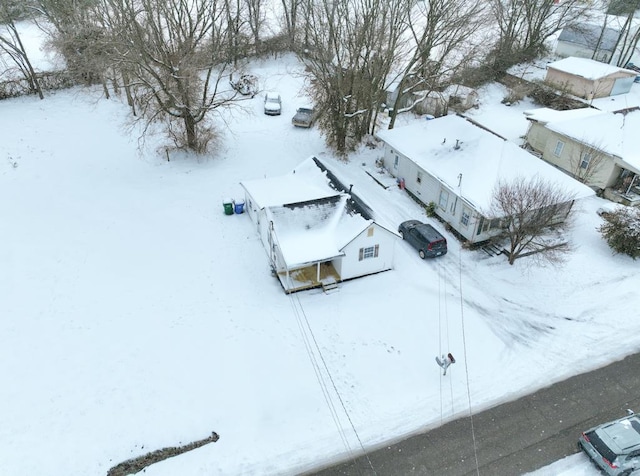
359 245 379 260
438 190 449 210
394 155 399 170
580 152 592 169
479 217 501 233
417 171 423 184
461 207 471 227
554 140 564 157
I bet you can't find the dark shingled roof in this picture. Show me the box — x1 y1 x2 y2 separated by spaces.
558 24 620 53
311 157 374 221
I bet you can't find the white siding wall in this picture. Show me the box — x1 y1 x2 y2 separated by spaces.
338 225 395 280
382 144 500 244
555 42 611 62
243 191 276 260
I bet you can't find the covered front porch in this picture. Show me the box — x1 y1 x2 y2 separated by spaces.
604 168 640 207
276 260 341 294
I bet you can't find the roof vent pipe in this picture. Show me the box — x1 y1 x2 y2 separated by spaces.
454 139 461 150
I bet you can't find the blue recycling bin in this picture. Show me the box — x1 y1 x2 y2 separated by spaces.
234 200 245 214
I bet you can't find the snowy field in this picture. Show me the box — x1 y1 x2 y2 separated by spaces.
1 46 638 475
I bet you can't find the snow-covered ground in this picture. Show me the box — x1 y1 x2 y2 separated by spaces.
525 452 600 476
1 52 636 476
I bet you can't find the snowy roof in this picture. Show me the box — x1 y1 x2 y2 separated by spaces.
558 24 620 52
544 110 640 173
242 157 381 268
546 57 636 80
442 84 477 97
266 195 372 268
523 107 606 124
588 85 640 113
375 115 594 211
240 157 339 209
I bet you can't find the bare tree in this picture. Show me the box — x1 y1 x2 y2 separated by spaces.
300 0 412 153
101 0 248 153
568 141 608 187
387 0 488 129
222 0 245 64
244 0 264 48
605 0 640 67
280 0 302 49
489 0 591 71
0 0 43 98
32 0 110 87
487 176 577 265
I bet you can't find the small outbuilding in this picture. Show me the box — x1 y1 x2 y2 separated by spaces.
240 157 397 293
545 57 637 100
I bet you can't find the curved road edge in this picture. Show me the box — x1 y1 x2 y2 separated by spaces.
309 351 640 476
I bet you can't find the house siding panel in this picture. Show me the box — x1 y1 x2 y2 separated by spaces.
383 143 500 244
338 225 395 280
556 42 611 62
531 129 618 190
526 123 550 153
546 68 636 99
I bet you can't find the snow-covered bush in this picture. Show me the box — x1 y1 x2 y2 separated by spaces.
598 206 640 259
425 201 437 217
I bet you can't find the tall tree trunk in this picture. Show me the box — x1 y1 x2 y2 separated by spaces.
184 114 198 151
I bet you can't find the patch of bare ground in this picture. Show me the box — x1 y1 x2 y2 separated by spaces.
107 432 219 476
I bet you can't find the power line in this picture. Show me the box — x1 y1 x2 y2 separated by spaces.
289 290 376 475
287 295 352 458
458 243 480 476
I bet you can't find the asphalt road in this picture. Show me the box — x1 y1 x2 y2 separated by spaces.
309 351 640 476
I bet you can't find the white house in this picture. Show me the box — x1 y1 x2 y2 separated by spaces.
240 157 397 293
376 115 595 244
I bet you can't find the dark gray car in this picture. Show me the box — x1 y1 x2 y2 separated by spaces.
292 107 316 128
398 220 447 259
578 409 640 476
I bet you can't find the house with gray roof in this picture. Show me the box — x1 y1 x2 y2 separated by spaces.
556 24 620 63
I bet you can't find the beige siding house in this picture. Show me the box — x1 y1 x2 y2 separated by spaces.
545 57 637 100
524 108 640 205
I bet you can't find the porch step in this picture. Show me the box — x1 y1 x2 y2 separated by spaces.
322 277 340 294
481 243 505 257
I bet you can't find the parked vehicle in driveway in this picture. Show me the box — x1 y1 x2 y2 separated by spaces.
398 220 447 259
264 92 282 115
578 409 640 476
292 107 316 127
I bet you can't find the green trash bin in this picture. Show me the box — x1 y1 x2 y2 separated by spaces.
223 198 233 215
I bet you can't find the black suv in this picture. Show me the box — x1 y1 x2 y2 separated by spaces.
398 220 447 259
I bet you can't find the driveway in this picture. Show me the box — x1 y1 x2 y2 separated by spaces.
309 352 640 475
